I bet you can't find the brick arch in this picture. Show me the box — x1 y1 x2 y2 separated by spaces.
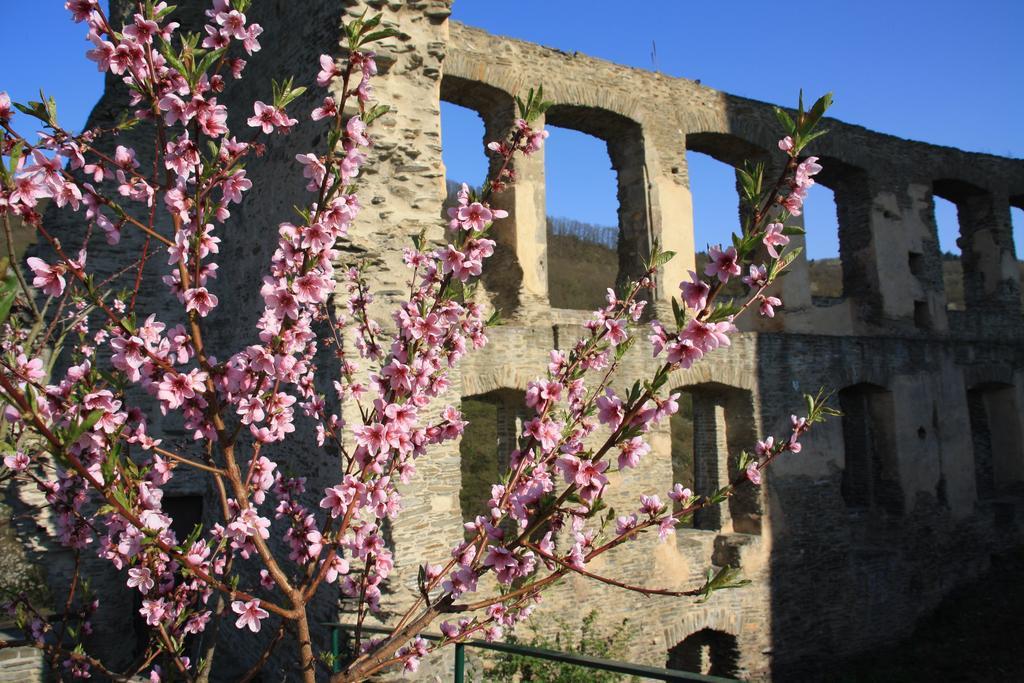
662 608 748 658
963 365 1020 390
439 74 516 126
460 366 534 397
667 363 757 395
685 131 770 169
827 366 893 393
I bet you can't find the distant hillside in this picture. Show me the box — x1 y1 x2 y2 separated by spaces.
448 182 1024 312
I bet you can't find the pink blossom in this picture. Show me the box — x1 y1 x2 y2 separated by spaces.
759 295 782 318
216 9 248 40
4 452 29 471
242 24 263 54
65 0 99 23
222 170 252 204
346 116 371 147
756 437 775 456
317 54 340 87
451 202 505 232
778 136 794 152
184 287 219 317
705 245 741 283
231 599 268 633
311 96 337 121
595 390 624 428
139 598 168 627
0 91 10 121
742 264 769 289
795 156 822 189
762 222 790 259
680 271 710 311
296 153 326 191
85 31 114 71
248 101 282 134
617 437 650 470
10 173 49 208
681 319 732 353
746 463 762 485
668 483 692 504
157 369 208 410
127 566 154 594
604 319 628 346
26 257 66 297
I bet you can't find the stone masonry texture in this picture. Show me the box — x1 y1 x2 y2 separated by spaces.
5 0 1024 680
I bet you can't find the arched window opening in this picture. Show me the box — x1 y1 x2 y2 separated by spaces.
967 382 1024 499
933 179 1006 315
544 124 619 309
839 384 903 515
1011 201 1023 310
933 193 963 310
440 100 488 222
804 182 842 302
459 389 528 529
686 150 742 270
672 383 759 534
669 392 695 529
684 134 768 303
667 628 740 677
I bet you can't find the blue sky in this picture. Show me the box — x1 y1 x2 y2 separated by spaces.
4 1 1022 258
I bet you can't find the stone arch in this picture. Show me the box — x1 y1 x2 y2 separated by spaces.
460 365 535 398
671 381 760 534
838 382 903 515
666 362 758 396
685 131 771 170
666 628 741 678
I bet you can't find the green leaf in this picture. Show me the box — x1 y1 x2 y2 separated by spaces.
111 488 132 512
781 226 805 236
774 106 795 134
363 103 391 125
0 284 16 325
194 47 227 82
13 101 47 123
360 28 400 46
776 245 803 271
66 409 104 445
614 335 635 361
807 92 834 128
671 296 686 328
649 250 676 270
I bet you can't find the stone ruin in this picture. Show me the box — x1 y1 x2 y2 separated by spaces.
5 0 1024 680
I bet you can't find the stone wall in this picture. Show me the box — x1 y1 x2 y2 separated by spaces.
6 1 1024 681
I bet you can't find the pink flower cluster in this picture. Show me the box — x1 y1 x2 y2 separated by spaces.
0 2 833 678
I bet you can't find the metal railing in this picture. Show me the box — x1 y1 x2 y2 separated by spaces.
327 623 736 682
